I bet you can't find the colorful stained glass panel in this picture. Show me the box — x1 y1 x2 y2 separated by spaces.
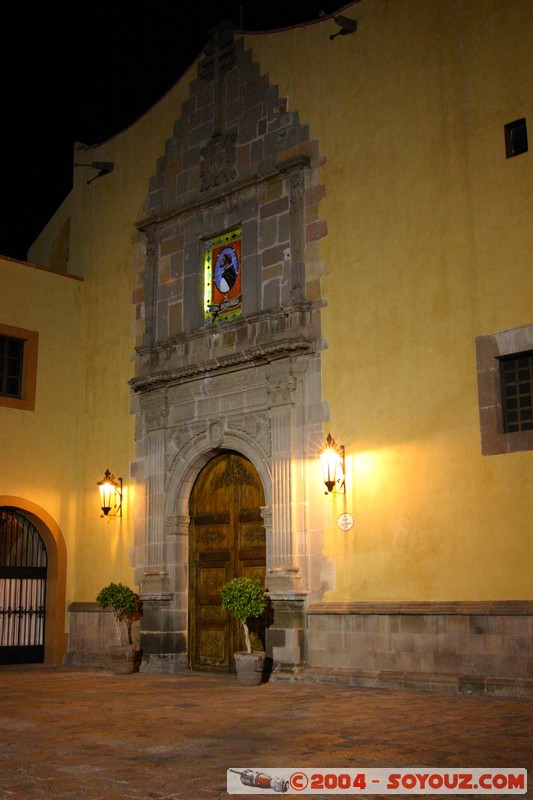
204 227 242 325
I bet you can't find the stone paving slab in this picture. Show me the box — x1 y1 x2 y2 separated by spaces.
0 666 531 800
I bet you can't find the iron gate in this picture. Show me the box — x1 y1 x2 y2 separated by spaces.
0 508 47 664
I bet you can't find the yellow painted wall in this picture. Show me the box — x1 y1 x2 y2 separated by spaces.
25 62 199 606
0 257 82 613
246 0 533 600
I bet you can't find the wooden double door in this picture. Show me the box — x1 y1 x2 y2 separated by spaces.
189 452 266 672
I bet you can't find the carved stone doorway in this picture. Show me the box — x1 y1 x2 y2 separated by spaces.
188 452 266 672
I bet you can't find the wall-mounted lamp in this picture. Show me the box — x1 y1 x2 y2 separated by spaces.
74 161 115 185
320 433 346 494
97 469 123 517
320 11 358 40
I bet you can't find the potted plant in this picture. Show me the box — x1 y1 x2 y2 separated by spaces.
221 576 267 685
96 582 141 674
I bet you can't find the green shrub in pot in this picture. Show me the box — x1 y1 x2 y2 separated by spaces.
221 576 267 654
96 582 140 647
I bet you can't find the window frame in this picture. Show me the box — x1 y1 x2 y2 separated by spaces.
0 323 39 411
476 324 533 455
499 351 533 433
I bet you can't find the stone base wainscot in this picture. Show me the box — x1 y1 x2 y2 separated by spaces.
65 600 533 698
64 603 141 670
305 601 533 698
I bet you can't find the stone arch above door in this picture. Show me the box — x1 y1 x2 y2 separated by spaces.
165 424 272 524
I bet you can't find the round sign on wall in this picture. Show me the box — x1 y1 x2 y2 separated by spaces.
337 512 354 532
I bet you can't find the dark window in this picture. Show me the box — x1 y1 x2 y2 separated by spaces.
504 118 528 158
0 335 24 398
499 351 533 432
0 324 38 411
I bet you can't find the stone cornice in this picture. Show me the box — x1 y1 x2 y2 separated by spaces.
135 155 311 233
130 302 315 394
307 600 533 616
130 336 314 393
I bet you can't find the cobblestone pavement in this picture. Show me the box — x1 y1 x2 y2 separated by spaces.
0 666 531 800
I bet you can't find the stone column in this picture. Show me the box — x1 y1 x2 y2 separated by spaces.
138 392 172 671
266 369 307 679
157 514 189 672
266 371 300 584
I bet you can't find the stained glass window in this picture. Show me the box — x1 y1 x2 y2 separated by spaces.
204 227 242 325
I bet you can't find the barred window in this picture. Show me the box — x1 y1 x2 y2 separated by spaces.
500 352 533 433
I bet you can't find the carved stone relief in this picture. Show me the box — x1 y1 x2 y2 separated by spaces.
213 457 259 489
227 412 271 457
200 132 237 191
208 420 224 448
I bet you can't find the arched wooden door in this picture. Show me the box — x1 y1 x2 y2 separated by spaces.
189 452 266 672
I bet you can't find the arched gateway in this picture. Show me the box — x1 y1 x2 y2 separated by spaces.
0 508 47 664
0 499 66 665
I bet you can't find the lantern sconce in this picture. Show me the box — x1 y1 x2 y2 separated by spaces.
320 433 346 494
97 469 123 517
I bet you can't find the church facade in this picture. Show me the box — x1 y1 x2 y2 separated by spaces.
1 1 532 695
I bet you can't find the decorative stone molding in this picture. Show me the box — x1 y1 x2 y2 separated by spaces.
227 412 271 457
208 419 224 448
164 515 189 536
136 157 312 234
213 456 259 489
166 423 209 472
267 566 303 595
130 303 314 394
266 374 297 407
289 171 305 212
132 339 313 393
141 393 168 431
200 132 237 191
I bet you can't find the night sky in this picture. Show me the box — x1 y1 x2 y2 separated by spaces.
1 2 344 262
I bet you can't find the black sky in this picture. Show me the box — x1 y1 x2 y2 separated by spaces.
1 2 343 262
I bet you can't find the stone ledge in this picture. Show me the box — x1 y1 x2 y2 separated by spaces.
68 602 110 613
303 668 533 699
307 601 533 615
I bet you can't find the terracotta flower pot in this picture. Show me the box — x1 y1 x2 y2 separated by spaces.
233 651 265 685
109 645 137 675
